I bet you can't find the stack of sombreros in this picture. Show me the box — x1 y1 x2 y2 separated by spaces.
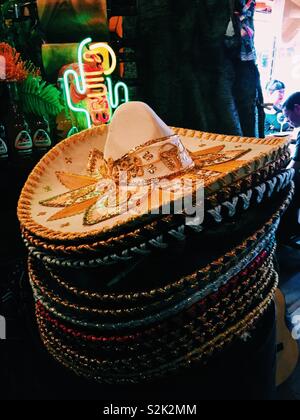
18 102 294 384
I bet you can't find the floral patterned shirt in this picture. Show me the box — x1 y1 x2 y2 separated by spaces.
237 0 256 61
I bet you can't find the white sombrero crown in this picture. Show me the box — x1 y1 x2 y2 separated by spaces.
101 102 194 184
105 102 175 160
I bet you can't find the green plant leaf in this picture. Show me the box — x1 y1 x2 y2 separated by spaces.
19 75 64 118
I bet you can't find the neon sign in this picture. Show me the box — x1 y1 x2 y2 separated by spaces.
63 38 129 130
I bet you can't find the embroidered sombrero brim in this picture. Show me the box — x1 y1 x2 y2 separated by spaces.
21 165 293 261
18 124 291 243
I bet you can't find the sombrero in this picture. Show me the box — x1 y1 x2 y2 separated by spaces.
18 102 291 246
23 167 294 269
19 101 294 385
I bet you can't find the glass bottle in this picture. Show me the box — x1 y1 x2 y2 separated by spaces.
6 82 33 162
30 115 52 158
0 123 8 162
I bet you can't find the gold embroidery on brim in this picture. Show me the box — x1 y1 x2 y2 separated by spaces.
117 156 144 179
159 144 182 171
147 164 157 175
84 204 123 226
143 151 154 161
84 191 134 226
87 149 106 176
195 149 251 169
40 184 97 208
48 196 99 222
56 172 98 190
61 223 70 228
206 161 247 173
190 145 225 157
194 154 227 168
192 171 221 184
39 154 150 225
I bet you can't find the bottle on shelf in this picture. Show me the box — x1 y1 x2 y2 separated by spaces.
30 115 52 159
0 123 8 163
6 82 33 162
